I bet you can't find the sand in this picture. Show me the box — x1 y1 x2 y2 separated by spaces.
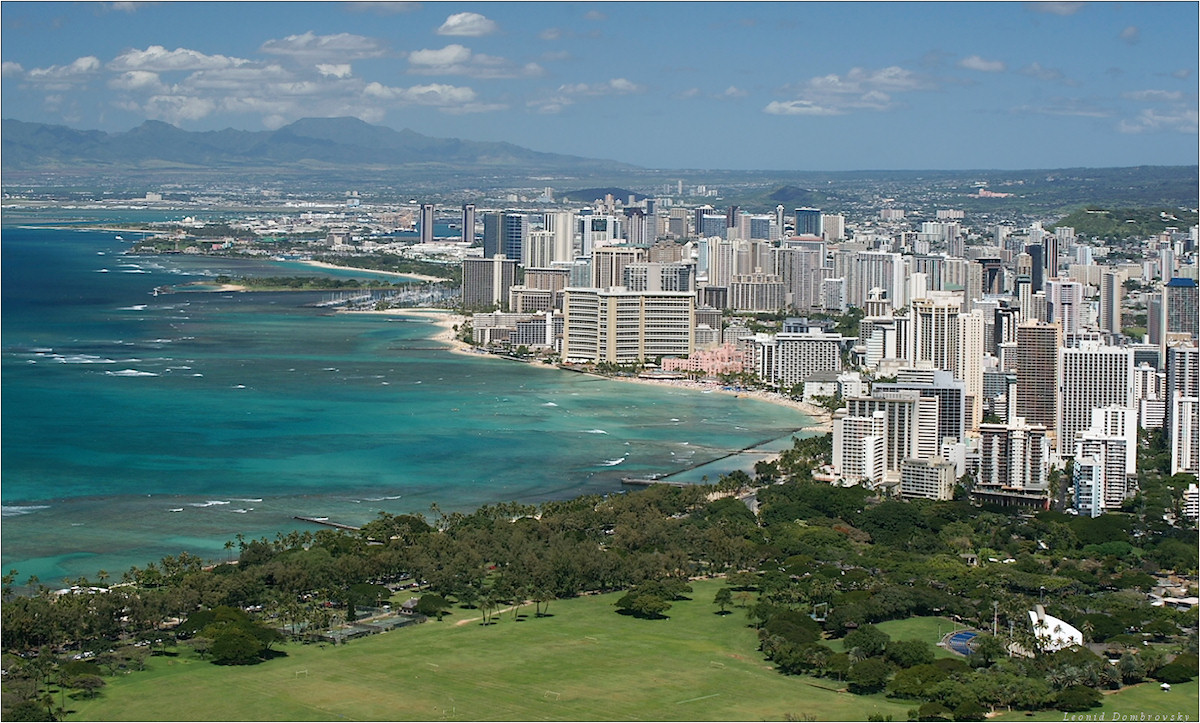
295 259 447 283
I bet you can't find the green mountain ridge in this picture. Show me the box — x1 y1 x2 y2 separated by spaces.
0 117 637 174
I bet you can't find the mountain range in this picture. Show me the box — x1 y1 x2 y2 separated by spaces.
0 117 635 174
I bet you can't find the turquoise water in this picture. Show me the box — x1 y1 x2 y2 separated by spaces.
1 215 810 583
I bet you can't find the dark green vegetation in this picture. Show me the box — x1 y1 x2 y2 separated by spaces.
2 434 1196 721
1051 206 1200 240
211 275 411 291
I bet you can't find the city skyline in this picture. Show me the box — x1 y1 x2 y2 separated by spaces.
1 1 1197 171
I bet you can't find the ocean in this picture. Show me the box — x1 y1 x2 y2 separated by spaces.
0 212 811 584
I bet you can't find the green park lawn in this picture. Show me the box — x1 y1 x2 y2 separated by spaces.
992 679 1199 721
825 616 962 659
66 578 916 722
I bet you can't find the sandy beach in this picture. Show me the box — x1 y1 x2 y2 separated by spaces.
345 306 834 433
296 259 447 283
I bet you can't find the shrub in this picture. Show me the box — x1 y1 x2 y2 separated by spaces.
1055 685 1102 712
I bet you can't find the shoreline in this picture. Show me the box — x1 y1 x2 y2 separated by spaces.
294 259 447 283
345 305 835 433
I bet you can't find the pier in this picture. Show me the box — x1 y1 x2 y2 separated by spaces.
294 516 361 531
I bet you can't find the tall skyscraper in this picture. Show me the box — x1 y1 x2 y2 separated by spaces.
1099 271 1123 335
1163 277 1198 339
794 208 822 237
873 368 966 445
846 390 940 474
544 211 575 262
955 310 986 429
419 203 435 246
461 256 517 310
909 292 963 371
1024 243 1045 292
461 203 476 244
1045 277 1083 335
1057 342 1134 456
1014 321 1062 431
483 212 529 261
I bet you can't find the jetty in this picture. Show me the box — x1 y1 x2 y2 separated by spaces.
293 516 361 531
621 477 691 488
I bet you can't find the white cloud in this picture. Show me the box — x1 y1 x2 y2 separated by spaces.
108 70 163 90
539 27 562 41
1119 107 1199 134
720 86 749 99
108 2 151 12
959 55 1006 73
109 45 247 72
26 56 101 88
1028 2 1085 15
1014 97 1110 118
437 12 498 37
1120 26 1140 44
406 44 541 79
260 32 387 61
409 44 473 68
316 64 353 79
136 94 218 123
1123 89 1184 102
2 61 24 77
363 80 502 113
583 10 607 21
768 65 930 116
1019 62 1074 84
559 78 645 95
764 100 840 116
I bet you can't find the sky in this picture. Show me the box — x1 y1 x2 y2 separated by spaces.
1 1 1197 171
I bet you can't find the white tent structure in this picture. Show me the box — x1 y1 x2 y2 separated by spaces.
1028 604 1084 652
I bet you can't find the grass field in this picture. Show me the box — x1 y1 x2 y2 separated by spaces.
992 679 1199 721
66 578 916 721
825 616 963 659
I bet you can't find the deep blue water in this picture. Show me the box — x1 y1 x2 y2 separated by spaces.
1 215 809 583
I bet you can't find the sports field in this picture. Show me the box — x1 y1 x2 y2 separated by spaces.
66 579 915 721
992 679 1198 721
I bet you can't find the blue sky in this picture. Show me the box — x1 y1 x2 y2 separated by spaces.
2 1 1196 170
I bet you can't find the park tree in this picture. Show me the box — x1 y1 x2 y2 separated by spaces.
847 657 892 694
844 624 891 658
713 587 733 614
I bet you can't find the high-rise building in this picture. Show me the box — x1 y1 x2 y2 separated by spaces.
1045 277 1084 336
1014 321 1062 431
955 310 986 429
794 208 822 237
1172 396 1200 476
483 212 528 261
1073 406 1138 517
544 211 575 261
1099 271 1123 335
753 331 845 390
1057 342 1134 456
730 272 786 313
909 292 963 371
832 409 887 487
821 213 845 243
1024 244 1045 292
562 287 694 364
873 368 966 445
846 390 940 474
623 262 695 293
1163 277 1198 340
419 203 436 246
523 231 557 269
591 246 645 289
900 457 957 500
461 203 476 244
462 256 517 310
976 416 1051 507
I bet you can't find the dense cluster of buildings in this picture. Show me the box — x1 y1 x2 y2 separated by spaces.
427 193 1198 517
